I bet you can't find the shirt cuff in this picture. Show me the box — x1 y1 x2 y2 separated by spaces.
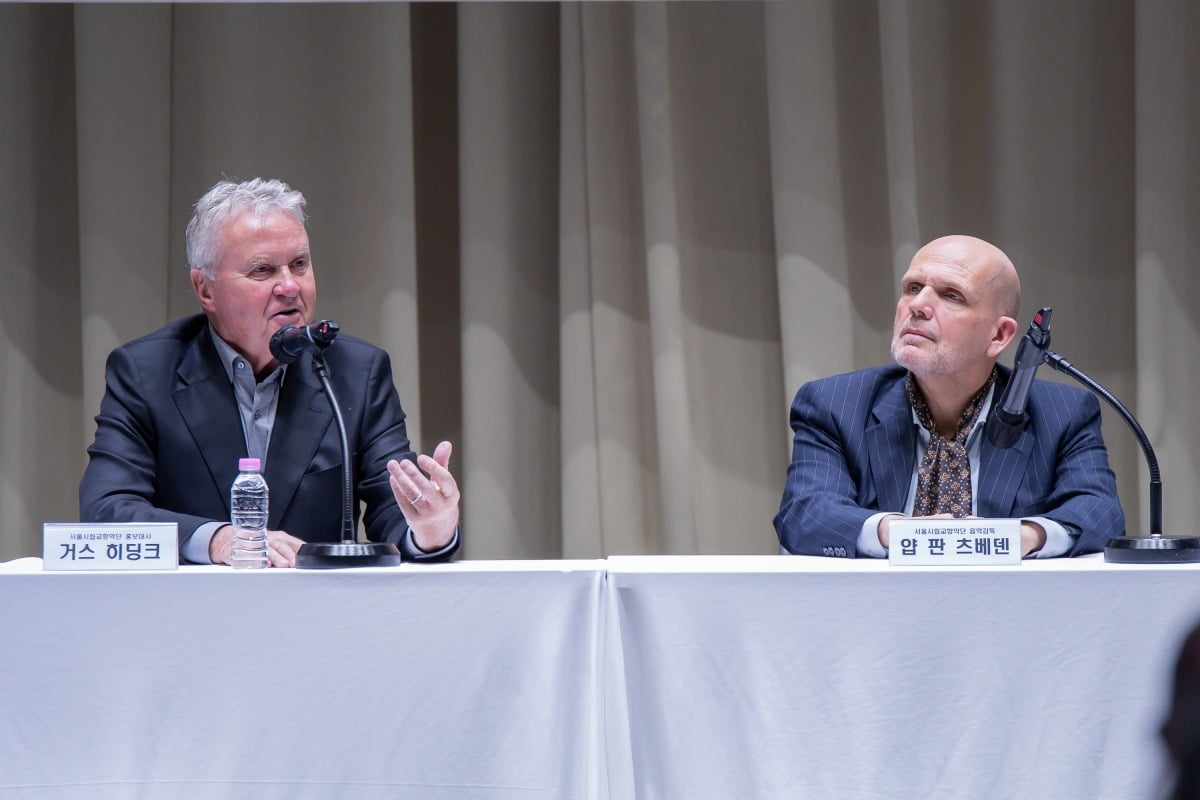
404 525 460 562
857 513 892 558
1024 516 1075 558
181 521 225 565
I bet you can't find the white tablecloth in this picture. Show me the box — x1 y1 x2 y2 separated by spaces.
4 555 1199 799
0 560 607 800
604 555 1200 800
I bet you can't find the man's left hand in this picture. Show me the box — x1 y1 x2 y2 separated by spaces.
387 441 461 553
1020 520 1047 558
962 515 1047 558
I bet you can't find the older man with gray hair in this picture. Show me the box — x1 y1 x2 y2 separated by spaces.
81 177 459 566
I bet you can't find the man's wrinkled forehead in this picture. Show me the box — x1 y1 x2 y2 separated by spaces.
902 249 978 287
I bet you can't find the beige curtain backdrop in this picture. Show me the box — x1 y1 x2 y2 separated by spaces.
0 1 1194 562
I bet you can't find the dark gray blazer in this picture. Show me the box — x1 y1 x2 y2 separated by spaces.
80 314 456 562
774 364 1126 557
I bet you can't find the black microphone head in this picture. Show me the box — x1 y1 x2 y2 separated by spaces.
269 324 302 364
269 320 340 365
1028 307 1052 348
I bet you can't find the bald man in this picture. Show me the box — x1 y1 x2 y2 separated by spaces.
774 235 1125 558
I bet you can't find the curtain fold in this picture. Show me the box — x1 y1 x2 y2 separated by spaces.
633 1 697 554
2 1 1194 561
1136 0 1200 535
458 4 562 558
0 5 83 554
560 4 663 558
74 5 174 440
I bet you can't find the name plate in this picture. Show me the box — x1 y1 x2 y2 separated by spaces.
888 519 1021 566
43 523 179 571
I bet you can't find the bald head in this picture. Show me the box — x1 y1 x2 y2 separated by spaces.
914 235 1021 322
892 234 1023 394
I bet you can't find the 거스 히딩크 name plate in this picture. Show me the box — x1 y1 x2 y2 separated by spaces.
887 518 1021 566
43 522 178 571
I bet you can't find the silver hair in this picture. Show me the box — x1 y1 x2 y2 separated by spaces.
185 178 308 276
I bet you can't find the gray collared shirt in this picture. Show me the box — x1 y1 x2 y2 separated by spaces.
208 326 286 470
180 328 287 563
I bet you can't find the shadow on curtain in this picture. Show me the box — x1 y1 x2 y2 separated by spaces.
1 0 1195 562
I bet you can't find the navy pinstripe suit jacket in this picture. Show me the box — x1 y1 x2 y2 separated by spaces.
774 364 1126 557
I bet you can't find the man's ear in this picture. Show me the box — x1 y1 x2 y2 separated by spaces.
191 268 217 313
987 316 1019 359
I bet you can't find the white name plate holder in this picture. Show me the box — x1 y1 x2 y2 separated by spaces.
43 522 179 571
888 518 1021 566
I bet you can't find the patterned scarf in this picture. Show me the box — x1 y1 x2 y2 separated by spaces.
906 369 996 518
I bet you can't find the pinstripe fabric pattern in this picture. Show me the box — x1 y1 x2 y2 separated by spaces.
773 364 1126 558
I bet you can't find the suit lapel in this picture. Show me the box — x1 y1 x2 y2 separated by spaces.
976 366 1034 517
866 377 917 512
977 425 1035 517
264 353 334 528
173 331 244 507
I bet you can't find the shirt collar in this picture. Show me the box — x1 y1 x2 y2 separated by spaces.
908 379 998 447
207 324 286 386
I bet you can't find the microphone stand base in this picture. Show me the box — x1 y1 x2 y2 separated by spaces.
296 541 404 569
1104 535 1200 564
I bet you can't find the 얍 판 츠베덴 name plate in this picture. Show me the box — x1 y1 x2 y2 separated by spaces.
43 522 178 571
887 518 1021 566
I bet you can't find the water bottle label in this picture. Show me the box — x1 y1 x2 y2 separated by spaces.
230 471 269 570
230 528 269 569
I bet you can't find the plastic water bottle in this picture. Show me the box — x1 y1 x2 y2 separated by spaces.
230 458 269 569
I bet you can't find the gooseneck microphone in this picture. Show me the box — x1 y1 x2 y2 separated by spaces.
268 320 340 365
1039 332 1200 563
986 307 1053 449
267 320 403 568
